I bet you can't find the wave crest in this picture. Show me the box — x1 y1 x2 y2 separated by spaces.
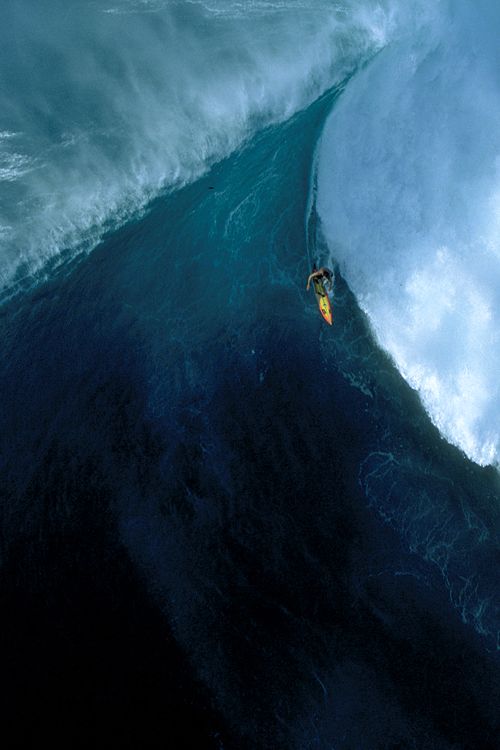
0 0 390 293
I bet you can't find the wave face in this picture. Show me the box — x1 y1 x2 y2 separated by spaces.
317 0 500 466
0 0 392 293
3 94 499 749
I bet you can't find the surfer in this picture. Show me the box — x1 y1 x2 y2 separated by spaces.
306 267 333 292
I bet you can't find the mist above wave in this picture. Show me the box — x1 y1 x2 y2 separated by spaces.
0 0 391 292
317 0 500 466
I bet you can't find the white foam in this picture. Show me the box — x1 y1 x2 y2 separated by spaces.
317 0 500 465
0 157 31 182
0 0 391 291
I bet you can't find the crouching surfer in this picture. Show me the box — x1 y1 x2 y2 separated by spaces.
306 266 333 292
307 265 334 325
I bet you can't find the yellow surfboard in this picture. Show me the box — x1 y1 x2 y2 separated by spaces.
312 276 333 325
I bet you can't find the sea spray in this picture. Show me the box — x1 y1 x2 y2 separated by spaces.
0 0 392 293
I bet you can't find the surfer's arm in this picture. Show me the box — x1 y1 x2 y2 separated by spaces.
306 271 319 290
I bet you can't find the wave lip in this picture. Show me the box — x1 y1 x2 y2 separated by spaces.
317 0 500 466
0 0 391 296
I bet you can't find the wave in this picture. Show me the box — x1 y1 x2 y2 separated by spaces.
0 0 395 295
5 0 494 469
317 0 500 466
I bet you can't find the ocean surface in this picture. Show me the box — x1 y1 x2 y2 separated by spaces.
1 1 499 747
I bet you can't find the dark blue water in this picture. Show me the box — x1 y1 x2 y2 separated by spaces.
1 88 499 748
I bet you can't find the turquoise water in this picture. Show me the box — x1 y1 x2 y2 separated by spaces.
1 2 500 748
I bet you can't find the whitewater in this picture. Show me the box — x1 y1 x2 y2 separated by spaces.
317 0 500 467
1 0 499 467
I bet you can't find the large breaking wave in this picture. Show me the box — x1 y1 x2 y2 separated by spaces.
2 4 500 744
2 0 499 467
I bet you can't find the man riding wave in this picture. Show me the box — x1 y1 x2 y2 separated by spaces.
306 266 333 292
